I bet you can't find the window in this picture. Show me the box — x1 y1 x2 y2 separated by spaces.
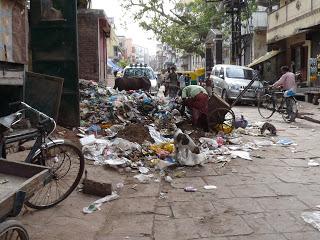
124 68 155 79
226 68 253 80
214 68 219 76
219 68 224 78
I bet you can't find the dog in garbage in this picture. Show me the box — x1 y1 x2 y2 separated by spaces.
173 129 204 166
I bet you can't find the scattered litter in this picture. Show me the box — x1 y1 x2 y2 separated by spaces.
230 151 252 160
159 192 168 199
204 185 217 190
0 179 8 184
254 139 274 147
139 166 150 174
174 170 186 178
184 186 197 192
80 134 96 146
165 176 173 183
301 211 320 231
83 192 119 214
308 160 320 167
277 139 295 146
116 183 124 189
134 174 154 183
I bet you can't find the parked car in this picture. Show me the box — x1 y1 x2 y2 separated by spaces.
210 64 263 104
123 64 158 93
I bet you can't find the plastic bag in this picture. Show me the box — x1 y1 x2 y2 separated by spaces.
148 126 172 144
199 137 219 149
301 211 320 231
83 192 119 214
230 151 252 160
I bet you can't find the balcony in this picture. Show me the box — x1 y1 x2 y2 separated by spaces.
267 0 320 43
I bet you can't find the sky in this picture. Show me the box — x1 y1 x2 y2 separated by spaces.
92 0 159 55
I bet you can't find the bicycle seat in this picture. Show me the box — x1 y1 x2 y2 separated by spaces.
0 113 19 132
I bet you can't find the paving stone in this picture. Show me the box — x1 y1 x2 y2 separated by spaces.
268 182 317 196
171 201 215 218
154 218 199 240
228 233 287 240
256 196 309 210
230 184 276 198
273 167 320 184
184 164 218 177
281 158 309 167
99 214 153 237
204 175 243 186
121 183 160 198
242 213 276 234
195 213 253 237
284 231 320 240
237 173 281 185
297 194 320 208
110 197 156 215
171 177 207 189
213 198 264 214
154 206 172 221
264 211 313 233
165 189 194 202
97 236 151 240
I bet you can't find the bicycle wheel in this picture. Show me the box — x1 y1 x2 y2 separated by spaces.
209 108 235 134
281 97 298 123
25 140 85 209
0 220 29 240
258 94 275 119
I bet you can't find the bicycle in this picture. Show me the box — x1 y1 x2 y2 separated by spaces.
257 83 298 122
0 102 85 210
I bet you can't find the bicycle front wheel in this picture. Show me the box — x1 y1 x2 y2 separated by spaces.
0 220 29 240
25 140 85 210
258 94 276 119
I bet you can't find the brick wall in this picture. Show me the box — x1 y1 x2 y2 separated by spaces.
78 12 99 81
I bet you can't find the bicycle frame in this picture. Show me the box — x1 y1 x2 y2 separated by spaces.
0 102 57 163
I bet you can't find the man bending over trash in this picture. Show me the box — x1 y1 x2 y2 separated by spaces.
180 85 209 131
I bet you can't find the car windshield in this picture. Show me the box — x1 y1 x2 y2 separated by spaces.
226 68 253 80
124 68 155 79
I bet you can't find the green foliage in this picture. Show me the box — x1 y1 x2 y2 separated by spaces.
118 59 130 68
121 0 256 56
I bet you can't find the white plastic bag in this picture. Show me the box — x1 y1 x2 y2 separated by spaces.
301 211 320 231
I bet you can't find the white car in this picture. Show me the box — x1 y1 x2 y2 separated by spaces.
210 64 263 104
123 64 158 93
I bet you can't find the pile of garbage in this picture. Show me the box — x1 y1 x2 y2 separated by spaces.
78 80 290 183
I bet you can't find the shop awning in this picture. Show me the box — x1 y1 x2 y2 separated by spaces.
247 50 281 68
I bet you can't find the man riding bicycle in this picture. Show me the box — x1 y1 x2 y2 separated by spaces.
271 66 297 120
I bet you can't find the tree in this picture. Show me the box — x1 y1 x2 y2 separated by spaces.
121 0 227 57
121 0 256 57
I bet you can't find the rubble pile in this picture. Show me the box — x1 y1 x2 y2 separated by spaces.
78 79 290 183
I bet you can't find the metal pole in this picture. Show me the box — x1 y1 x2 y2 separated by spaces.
231 1 236 64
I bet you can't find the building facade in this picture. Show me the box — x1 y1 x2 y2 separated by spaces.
0 0 28 115
267 0 320 87
78 9 110 82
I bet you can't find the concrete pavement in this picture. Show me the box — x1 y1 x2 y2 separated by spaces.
18 103 320 240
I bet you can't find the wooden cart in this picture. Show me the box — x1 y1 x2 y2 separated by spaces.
0 160 49 239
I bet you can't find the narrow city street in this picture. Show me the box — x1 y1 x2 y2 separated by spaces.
16 102 320 240
2 0 320 239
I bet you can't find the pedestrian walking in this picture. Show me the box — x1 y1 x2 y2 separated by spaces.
178 73 186 89
166 66 179 97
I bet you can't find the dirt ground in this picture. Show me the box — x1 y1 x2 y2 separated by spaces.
117 123 155 144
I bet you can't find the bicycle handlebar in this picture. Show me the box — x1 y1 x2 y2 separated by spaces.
10 101 56 135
